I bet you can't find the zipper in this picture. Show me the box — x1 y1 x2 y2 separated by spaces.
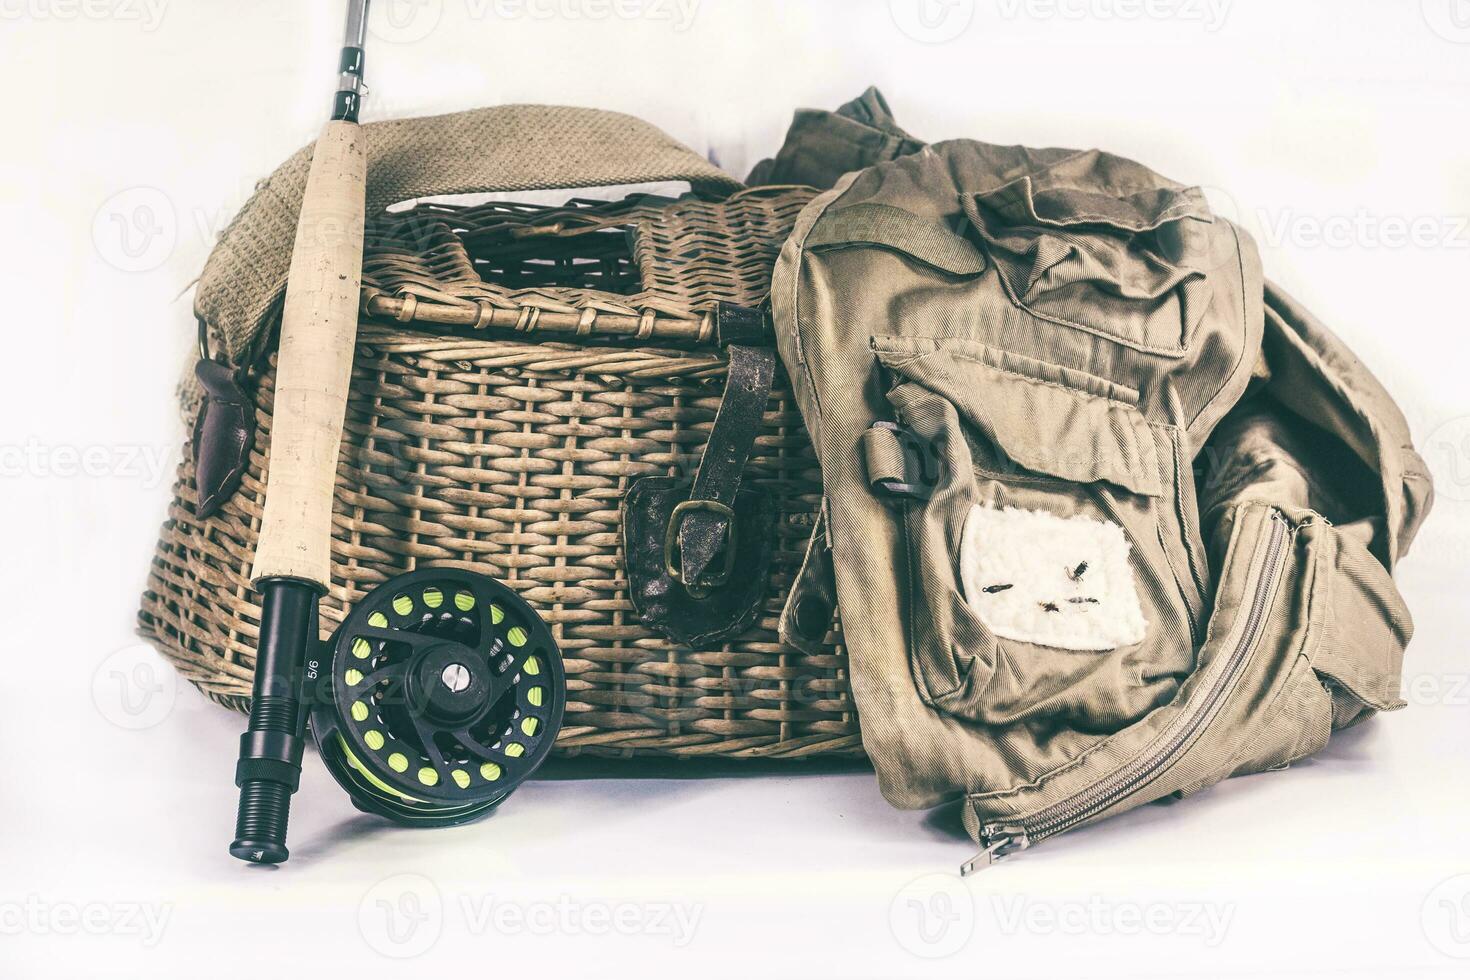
961 508 1292 875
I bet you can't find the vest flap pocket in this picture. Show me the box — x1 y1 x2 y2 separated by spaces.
873 335 1162 497
870 334 1197 735
961 149 1218 356
975 170 1212 234
1302 519 1412 717
805 202 986 277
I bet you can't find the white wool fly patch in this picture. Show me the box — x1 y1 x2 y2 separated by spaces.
959 505 1147 651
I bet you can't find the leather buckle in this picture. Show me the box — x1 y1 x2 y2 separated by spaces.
664 498 738 597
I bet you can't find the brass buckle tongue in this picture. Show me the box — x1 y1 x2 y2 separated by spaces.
663 498 739 598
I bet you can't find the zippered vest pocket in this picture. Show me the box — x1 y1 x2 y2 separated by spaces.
1223 513 1412 778
962 502 1412 871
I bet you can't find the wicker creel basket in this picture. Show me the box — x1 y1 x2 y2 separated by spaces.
139 174 865 759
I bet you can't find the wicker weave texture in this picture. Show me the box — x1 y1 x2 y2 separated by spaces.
142 185 864 759
197 104 745 362
360 185 813 338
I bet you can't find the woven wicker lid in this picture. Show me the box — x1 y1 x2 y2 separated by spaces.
196 104 742 362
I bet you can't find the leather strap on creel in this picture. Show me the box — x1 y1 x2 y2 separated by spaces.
674 305 777 586
623 304 780 646
195 104 742 363
777 503 838 655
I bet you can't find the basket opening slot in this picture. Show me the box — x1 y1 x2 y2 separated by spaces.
462 224 643 294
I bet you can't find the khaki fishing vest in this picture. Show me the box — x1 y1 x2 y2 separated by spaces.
769 138 1432 870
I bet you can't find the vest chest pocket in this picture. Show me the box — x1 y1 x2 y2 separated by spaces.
963 149 1225 357
869 335 1203 735
1233 513 1411 773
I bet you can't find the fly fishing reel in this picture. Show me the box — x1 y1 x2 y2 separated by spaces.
231 567 564 864
309 568 566 827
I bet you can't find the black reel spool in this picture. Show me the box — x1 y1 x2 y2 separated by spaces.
309 569 565 826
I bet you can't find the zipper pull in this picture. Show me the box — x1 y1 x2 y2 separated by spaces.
960 825 1029 876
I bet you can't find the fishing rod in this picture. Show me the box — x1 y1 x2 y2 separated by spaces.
228 0 374 866
228 0 565 866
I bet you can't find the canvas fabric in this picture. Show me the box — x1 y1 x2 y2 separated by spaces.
769 136 1432 855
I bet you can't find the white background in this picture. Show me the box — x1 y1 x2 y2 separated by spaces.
4 0 1469 977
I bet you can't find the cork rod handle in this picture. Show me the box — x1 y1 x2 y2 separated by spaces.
250 119 367 589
